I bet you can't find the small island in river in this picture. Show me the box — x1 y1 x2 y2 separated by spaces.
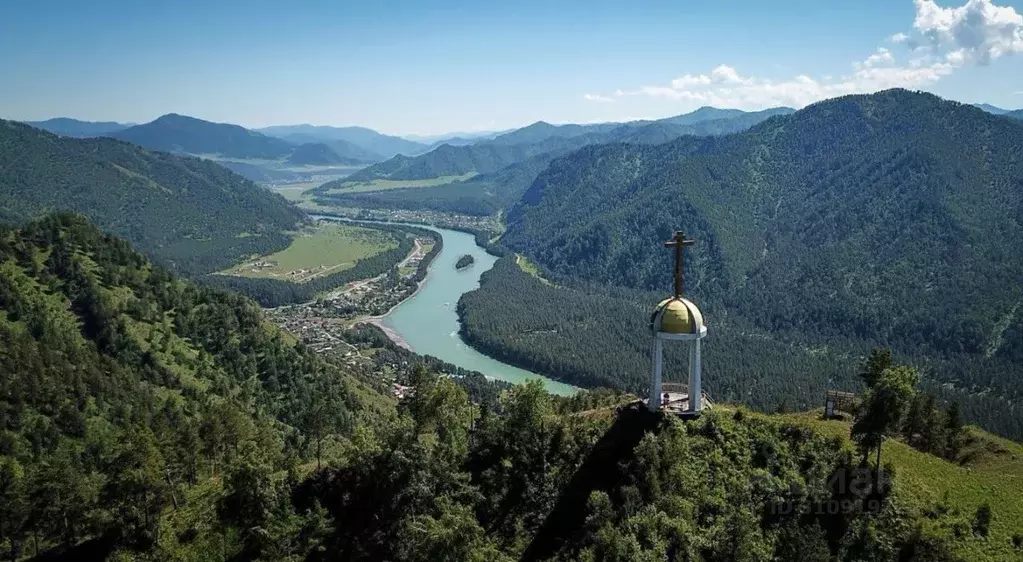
455 254 475 270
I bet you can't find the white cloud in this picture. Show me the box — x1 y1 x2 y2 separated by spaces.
854 48 896 69
913 0 1023 64
584 57 954 109
583 0 1021 109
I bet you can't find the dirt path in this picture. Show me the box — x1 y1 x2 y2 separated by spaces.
398 238 424 268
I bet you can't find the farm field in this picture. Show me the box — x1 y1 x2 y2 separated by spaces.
328 173 476 194
267 182 322 202
219 222 397 282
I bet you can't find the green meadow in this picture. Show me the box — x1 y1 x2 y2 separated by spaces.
220 222 396 282
328 173 476 193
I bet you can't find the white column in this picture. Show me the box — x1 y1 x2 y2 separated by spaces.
691 338 702 412
649 337 663 411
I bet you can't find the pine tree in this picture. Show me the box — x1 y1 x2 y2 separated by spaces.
919 394 947 457
944 402 965 461
852 366 919 469
859 348 893 389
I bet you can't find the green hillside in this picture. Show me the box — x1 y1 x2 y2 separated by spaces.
0 215 1019 561
0 119 305 274
312 151 564 216
0 214 376 559
111 113 295 159
503 89 1023 373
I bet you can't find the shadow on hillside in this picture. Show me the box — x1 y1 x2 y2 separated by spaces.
521 401 662 562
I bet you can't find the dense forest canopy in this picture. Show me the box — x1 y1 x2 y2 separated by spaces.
0 215 1005 558
0 210 1018 559
502 89 1023 371
459 256 1023 440
0 119 306 275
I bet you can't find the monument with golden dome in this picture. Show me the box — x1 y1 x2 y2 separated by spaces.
648 231 707 416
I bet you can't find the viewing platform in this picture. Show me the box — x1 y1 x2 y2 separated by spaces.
642 383 713 416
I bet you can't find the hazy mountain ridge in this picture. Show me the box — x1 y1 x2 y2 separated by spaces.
286 141 368 166
110 113 295 159
24 117 132 137
258 124 428 158
344 107 793 184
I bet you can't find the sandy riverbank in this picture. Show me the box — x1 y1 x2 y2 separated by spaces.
362 317 412 351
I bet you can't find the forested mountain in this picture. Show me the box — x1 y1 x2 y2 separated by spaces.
659 105 751 124
488 121 621 146
344 109 791 185
1008 109 1023 120
313 151 569 216
502 88 1023 385
24 117 131 137
322 138 388 162
343 134 608 183
1 214 1018 561
0 119 304 274
313 109 796 218
0 214 367 558
286 142 365 166
110 113 295 159
258 124 428 158
488 107 794 147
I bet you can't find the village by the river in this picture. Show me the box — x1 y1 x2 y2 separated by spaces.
264 219 576 395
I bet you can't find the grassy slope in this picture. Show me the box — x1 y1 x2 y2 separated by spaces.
326 173 477 193
759 409 1023 561
219 223 397 282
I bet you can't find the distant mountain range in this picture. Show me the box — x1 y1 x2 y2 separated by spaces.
25 117 132 137
344 106 796 184
285 141 373 166
110 113 295 159
403 130 508 144
24 116 401 177
973 103 1013 115
257 124 429 159
0 119 304 274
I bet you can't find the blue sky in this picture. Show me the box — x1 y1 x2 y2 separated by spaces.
2 0 1023 135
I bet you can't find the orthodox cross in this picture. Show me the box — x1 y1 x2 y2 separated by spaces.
664 231 695 298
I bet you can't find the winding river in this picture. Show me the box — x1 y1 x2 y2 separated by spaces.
317 217 575 395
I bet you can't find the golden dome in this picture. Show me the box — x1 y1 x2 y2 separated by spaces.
651 297 704 334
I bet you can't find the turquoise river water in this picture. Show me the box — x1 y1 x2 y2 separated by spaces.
319 217 575 395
